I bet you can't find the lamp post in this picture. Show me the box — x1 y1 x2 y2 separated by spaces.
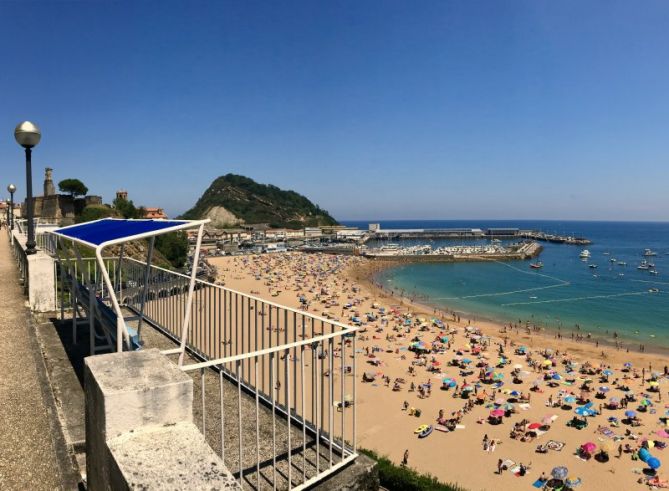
14 121 41 255
6 184 16 230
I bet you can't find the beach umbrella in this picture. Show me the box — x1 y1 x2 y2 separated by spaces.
542 415 556 425
575 406 595 417
602 369 614 376
528 422 542 430
649 381 660 387
639 448 651 463
490 409 505 417
551 466 569 480
513 363 523 369
565 477 582 488
493 372 504 380
462 358 472 364
609 397 620 404
503 403 515 411
581 442 597 454
598 386 610 393
625 410 637 418
543 359 553 366
624 362 632 368
648 457 661 470
564 395 577 404
552 373 562 380
641 398 653 406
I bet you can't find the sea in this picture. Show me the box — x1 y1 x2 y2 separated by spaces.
341 220 669 347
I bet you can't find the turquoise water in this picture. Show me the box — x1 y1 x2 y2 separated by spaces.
343 220 669 346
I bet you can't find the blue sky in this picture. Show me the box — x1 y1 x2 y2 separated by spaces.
1 1 668 221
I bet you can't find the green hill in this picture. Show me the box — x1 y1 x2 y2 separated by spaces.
180 174 338 229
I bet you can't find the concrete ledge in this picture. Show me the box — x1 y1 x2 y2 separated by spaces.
108 422 240 490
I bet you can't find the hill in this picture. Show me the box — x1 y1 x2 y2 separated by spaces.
180 174 338 229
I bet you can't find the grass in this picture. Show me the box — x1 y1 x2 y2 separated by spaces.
359 448 467 491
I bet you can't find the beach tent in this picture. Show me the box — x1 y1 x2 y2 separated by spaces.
52 218 208 365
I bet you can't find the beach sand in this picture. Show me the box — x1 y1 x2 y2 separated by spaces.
208 252 669 491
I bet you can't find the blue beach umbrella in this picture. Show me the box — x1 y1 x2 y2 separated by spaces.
603 369 614 376
625 410 637 418
648 457 661 470
598 386 610 393
564 395 577 404
575 406 595 417
639 448 651 463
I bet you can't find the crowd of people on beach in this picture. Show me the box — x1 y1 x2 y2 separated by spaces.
211 251 669 491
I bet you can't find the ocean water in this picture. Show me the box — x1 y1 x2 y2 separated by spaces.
342 220 669 346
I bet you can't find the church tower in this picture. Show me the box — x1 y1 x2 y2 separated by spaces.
44 167 56 196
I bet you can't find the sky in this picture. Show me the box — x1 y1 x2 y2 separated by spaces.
0 1 668 221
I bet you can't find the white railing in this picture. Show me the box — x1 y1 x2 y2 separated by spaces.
55 254 359 490
9 229 29 295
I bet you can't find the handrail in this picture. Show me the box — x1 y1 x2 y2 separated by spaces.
179 324 358 371
122 256 358 334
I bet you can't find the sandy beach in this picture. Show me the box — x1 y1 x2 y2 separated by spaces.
208 252 669 491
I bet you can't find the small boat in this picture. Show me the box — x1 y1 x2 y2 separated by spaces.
603 252 610 256
610 258 617 263
638 261 650 270
414 424 429 434
649 288 660 293
579 250 591 258
617 261 626 266
530 261 543 269
644 249 657 256
650 270 659 275
589 264 598 269
417 425 433 438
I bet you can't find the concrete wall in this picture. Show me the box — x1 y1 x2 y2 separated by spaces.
85 349 239 490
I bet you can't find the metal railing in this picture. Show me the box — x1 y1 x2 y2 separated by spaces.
9 230 29 295
56 254 359 490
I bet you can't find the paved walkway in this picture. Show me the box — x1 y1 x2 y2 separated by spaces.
0 232 64 489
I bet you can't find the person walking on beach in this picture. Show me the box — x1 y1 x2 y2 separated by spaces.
402 449 409 467
497 458 503 475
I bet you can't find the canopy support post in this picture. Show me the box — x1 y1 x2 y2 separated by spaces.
136 236 155 340
178 223 205 366
96 247 130 352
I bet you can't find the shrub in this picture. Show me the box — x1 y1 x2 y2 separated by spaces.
359 448 466 491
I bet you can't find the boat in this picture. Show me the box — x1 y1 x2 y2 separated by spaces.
649 288 660 293
417 425 433 438
644 249 657 256
579 250 591 258
617 261 626 266
589 264 598 269
530 261 543 269
610 258 617 263
638 261 650 270
650 270 659 275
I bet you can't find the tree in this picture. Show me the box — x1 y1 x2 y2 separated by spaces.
113 197 141 219
77 204 117 223
58 178 88 197
154 232 189 268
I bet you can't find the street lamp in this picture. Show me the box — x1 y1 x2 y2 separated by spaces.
6 184 16 230
14 121 41 255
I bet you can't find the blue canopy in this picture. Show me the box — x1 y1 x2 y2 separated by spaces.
53 218 204 248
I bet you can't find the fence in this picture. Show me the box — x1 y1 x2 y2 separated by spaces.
9 230 29 295
55 254 359 490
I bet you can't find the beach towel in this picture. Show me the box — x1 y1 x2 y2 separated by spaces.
509 465 522 476
519 403 531 411
532 479 547 488
546 440 565 452
455 424 466 430
501 459 515 470
597 426 615 438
